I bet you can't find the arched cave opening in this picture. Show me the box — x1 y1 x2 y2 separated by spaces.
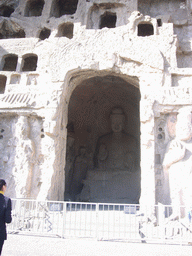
57 23 74 39
50 0 78 18
64 75 140 204
39 27 51 40
0 5 15 17
22 54 38 71
157 19 162 27
99 11 117 29
3 54 18 71
24 0 45 17
138 23 154 37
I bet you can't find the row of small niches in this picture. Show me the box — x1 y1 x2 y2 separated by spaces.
1 55 37 73
0 73 39 94
0 0 78 19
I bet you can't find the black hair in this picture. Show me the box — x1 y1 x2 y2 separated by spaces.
0 179 6 191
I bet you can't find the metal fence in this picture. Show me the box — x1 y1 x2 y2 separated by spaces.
7 199 192 244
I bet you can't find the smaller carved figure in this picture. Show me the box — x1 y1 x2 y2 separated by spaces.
64 136 75 192
14 116 35 198
163 108 192 218
128 11 143 34
64 123 75 200
70 146 88 200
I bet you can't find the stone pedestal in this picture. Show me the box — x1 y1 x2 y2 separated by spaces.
80 169 140 204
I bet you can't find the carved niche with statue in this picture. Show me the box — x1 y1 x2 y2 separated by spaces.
79 108 140 204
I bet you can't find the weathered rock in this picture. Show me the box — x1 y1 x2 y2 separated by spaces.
0 1 191 214
0 19 25 38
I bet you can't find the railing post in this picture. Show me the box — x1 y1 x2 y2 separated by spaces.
96 203 99 240
179 205 182 245
62 201 66 238
158 203 165 241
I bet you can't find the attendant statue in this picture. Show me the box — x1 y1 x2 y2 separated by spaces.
163 108 192 218
70 146 88 200
94 108 138 173
14 116 35 198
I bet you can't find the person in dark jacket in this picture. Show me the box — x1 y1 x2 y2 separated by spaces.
0 179 12 255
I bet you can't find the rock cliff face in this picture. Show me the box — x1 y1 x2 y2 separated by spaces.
0 0 192 209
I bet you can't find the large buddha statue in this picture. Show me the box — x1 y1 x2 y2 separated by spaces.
94 108 138 173
80 108 140 204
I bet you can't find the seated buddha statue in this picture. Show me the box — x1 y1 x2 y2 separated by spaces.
94 108 138 173
80 108 140 204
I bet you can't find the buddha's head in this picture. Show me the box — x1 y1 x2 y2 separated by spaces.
110 108 125 133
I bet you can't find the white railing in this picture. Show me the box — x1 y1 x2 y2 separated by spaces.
7 199 192 244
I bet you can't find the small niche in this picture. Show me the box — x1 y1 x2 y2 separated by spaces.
27 74 38 85
157 19 162 27
10 74 21 84
99 11 117 29
22 55 38 71
0 5 15 17
0 75 7 94
50 0 78 18
3 55 18 71
24 0 45 17
138 23 154 37
57 23 74 39
39 27 51 40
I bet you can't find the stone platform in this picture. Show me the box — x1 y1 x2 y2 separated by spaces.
80 170 140 204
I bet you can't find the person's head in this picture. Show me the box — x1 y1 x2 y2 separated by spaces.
110 108 125 133
0 179 6 193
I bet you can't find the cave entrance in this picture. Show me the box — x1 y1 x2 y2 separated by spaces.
64 74 140 204
99 11 117 29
